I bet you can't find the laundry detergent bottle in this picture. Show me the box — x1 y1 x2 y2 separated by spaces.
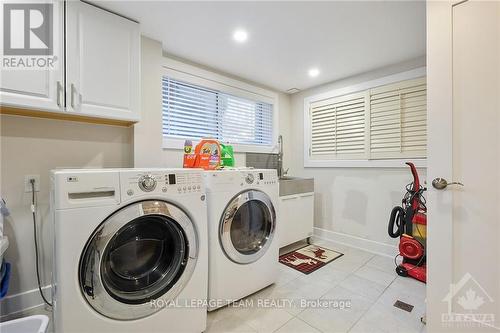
194 139 221 170
220 143 235 168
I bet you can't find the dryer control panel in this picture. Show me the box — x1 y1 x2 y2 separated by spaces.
203 169 278 191
121 169 204 199
243 170 278 186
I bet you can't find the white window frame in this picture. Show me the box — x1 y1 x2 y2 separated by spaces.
162 57 279 154
304 67 427 168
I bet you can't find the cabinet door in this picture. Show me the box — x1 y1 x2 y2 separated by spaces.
0 1 64 112
279 193 314 248
65 1 140 121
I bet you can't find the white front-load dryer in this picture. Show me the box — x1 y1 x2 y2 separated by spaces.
204 169 279 310
51 168 207 333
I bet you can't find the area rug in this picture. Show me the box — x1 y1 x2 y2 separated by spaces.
279 245 344 274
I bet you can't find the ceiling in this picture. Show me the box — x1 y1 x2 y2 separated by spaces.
94 1 426 93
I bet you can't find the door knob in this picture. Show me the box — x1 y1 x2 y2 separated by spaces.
432 178 464 190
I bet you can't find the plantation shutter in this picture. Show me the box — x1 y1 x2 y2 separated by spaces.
369 77 427 159
310 91 367 159
162 77 274 146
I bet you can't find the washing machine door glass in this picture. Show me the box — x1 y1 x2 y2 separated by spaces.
79 200 198 320
220 190 276 264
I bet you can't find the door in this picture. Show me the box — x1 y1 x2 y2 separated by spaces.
79 200 198 320
427 1 500 330
65 1 140 121
0 0 64 112
220 190 276 264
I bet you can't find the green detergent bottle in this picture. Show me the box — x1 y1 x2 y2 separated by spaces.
220 143 235 168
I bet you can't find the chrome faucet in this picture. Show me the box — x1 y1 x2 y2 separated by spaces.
277 135 288 178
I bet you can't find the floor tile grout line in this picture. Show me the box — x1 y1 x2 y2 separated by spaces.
297 276 372 333
208 243 399 332
271 314 296 333
295 316 326 333
284 245 390 332
287 278 344 325
295 315 327 333
346 261 399 332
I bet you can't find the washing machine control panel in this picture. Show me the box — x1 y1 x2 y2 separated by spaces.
245 173 255 184
138 174 157 192
122 170 204 199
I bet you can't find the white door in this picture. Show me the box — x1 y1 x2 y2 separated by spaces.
427 1 500 330
65 1 140 121
0 0 64 112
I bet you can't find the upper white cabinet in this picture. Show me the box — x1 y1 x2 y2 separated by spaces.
0 1 64 111
0 1 141 123
65 1 140 121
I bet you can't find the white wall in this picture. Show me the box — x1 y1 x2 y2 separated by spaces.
0 115 132 316
135 36 292 169
289 57 427 255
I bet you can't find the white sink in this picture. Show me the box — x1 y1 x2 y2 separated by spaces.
278 176 314 196
0 315 49 333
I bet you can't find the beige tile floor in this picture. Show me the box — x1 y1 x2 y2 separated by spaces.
206 239 426 333
2 240 426 333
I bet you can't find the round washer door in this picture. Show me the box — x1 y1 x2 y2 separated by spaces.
219 190 276 264
79 200 198 320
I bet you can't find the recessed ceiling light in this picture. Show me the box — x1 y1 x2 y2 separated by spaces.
308 68 320 78
233 29 248 43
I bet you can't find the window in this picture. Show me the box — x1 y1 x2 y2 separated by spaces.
369 78 426 159
162 77 274 147
310 91 367 159
306 77 427 166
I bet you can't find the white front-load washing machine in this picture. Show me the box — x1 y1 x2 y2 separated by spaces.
51 168 207 332
204 169 279 310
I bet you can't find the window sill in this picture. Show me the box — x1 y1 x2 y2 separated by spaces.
304 158 426 168
162 138 276 154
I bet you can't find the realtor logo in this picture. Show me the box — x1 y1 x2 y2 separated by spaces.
3 3 53 55
1 2 57 69
442 273 495 328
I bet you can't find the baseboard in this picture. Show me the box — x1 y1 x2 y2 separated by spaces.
0 285 51 318
313 227 397 257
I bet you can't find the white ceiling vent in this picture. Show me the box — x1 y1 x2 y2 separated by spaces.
286 88 301 94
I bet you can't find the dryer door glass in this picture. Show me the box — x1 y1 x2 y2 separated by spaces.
100 214 187 304
220 190 276 264
79 200 198 320
230 200 271 254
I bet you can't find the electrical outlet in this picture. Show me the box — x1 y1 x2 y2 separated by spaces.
24 175 40 193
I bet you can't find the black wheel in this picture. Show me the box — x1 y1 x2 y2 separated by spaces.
396 265 408 277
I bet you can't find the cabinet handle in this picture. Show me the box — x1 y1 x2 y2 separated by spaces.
56 81 63 108
70 83 80 110
70 83 75 109
281 196 299 201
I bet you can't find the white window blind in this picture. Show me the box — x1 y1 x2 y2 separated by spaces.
307 76 426 162
310 91 367 159
369 77 427 159
162 77 273 146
